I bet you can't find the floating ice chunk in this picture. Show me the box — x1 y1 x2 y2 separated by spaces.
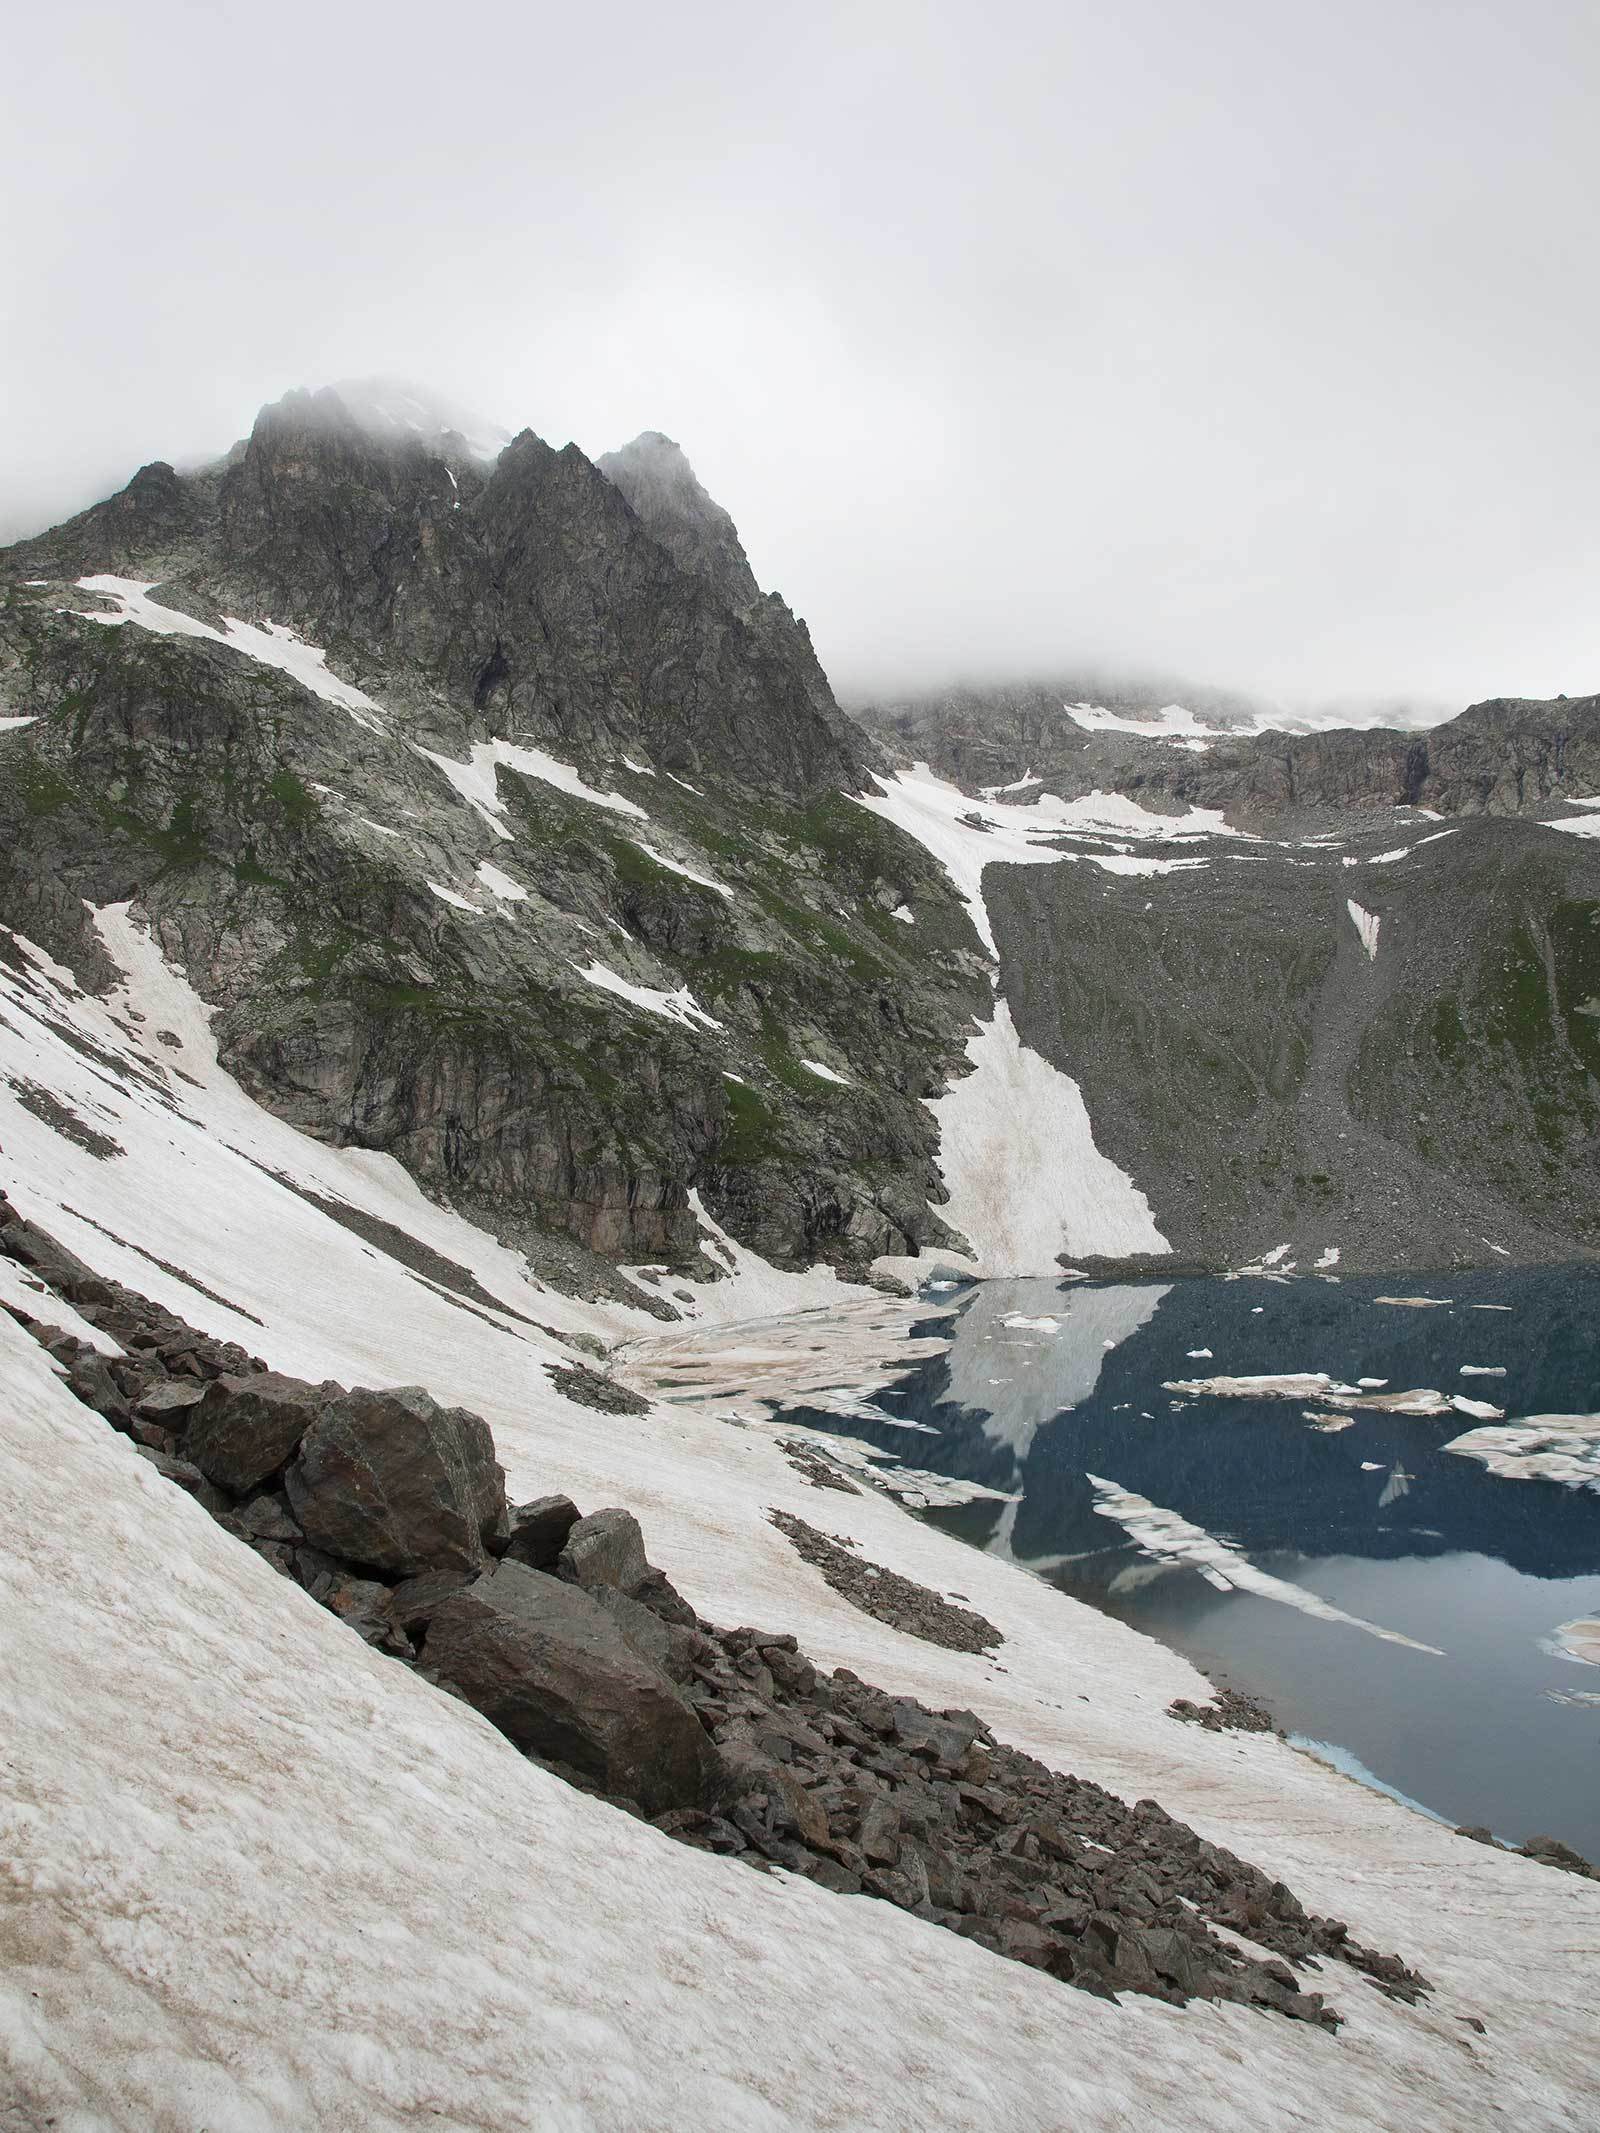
1553 1617 1600 1665
1445 1414 1600 1493
800 1059 851 1085
575 961 722 1032
1086 1475 1445 1652
1450 1394 1509 1420
1460 1364 1506 1378
1346 899 1381 960
1186 1347 1213 1359
1001 1314 1058 1332
1374 1295 1452 1309
475 861 526 903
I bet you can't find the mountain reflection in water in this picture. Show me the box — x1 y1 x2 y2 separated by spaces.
795 1264 1600 1858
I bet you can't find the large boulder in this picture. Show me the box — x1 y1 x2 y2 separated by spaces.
186 1372 336 1492
421 1560 721 1814
557 1507 650 1595
285 1385 505 1575
499 1493 581 1570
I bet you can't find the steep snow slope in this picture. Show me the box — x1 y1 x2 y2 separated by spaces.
852 764 1176 1272
2 912 1598 2130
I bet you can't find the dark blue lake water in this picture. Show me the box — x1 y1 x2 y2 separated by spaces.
798 1265 1600 1857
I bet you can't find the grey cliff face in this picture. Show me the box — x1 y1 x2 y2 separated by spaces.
852 681 1600 828
2 385 1596 1286
0 400 987 1288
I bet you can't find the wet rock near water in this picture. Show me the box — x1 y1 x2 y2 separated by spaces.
769 1509 1002 1653
1169 1689 1279 1735
1455 1824 1600 1882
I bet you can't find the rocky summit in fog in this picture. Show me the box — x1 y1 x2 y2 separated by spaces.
2 381 1597 1287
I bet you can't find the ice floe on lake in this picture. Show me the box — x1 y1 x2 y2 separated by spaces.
1085 1476 1446 1653
1443 1413 1600 1494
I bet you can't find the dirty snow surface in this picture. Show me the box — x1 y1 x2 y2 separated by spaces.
1 917 1598 2131
926 1003 1168 1273
848 764 1173 1271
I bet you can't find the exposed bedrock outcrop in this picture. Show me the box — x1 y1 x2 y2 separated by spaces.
853 681 1600 827
990 818 1600 1271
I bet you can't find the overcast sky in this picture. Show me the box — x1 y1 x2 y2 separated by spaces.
4 1 1596 712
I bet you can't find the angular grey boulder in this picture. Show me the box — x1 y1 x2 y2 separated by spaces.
421 1560 720 1814
499 1493 581 1571
557 1506 650 1595
285 1384 506 1575
186 1372 336 1492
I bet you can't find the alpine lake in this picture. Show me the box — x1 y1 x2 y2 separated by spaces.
790 1262 1600 1861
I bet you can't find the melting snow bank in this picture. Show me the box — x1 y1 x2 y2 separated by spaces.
1443 1413 1600 1494
75 576 390 732
574 960 722 1031
924 1004 1169 1275
1086 1478 1445 1655
850 761 1238 955
414 736 649 837
1346 900 1381 961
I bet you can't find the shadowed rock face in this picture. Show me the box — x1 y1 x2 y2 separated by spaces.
990 818 1600 1271
852 682 1600 827
0 391 990 1282
2 383 1596 1282
598 431 763 615
421 1560 722 1814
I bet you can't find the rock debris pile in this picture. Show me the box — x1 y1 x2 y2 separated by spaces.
3 1193 1440 2023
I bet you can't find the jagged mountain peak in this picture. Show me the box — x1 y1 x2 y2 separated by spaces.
256 377 515 466
598 430 762 614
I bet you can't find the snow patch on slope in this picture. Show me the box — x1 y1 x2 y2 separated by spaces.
924 1004 1168 1274
575 960 722 1032
76 576 390 732
415 738 650 838
1346 899 1381 960
3 915 1600 2132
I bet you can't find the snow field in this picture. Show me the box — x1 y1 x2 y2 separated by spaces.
921 1003 1169 1274
1 917 1598 2128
